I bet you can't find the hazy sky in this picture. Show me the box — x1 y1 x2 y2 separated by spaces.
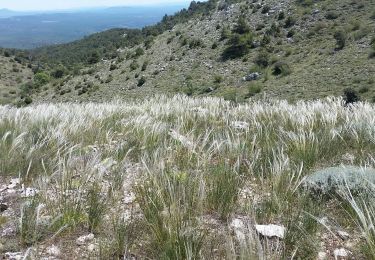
0 0 191 11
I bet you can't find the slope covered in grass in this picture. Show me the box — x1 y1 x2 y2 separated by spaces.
22 0 374 104
1 95 375 258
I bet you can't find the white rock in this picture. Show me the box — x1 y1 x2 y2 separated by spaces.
255 224 285 239
337 230 350 240
87 243 98 253
21 187 39 198
76 233 95 245
334 248 348 259
231 121 249 130
46 245 60 257
4 252 23 260
8 178 21 189
230 218 246 242
318 251 327 260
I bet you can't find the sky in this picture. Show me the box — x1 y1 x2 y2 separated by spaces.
0 0 191 11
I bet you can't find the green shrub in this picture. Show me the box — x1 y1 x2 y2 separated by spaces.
222 32 254 59
246 83 262 97
334 30 347 50
325 11 340 20
254 50 270 68
343 88 360 105
213 75 223 84
371 10 375 20
134 47 144 58
34 72 50 87
278 11 285 20
220 26 231 40
130 61 139 71
51 66 66 78
110 64 118 71
141 61 149 71
233 15 250 34
137 76 146 87
189 38 204 49
284 16 296 28
88 51 100 64
261 5 271 14
272 61 291 76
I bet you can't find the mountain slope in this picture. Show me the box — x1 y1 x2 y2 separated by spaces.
0 50 33 104
28 0 374 104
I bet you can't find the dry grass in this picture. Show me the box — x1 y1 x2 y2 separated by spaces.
1 95 375 258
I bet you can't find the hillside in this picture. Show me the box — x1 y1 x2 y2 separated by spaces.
16 0 374 105
0 50 33 105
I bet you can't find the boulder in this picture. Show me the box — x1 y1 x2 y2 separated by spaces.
302 166 375 194
255 224 285 239
334 248 349 259
46 245 61 257
243 72 261 81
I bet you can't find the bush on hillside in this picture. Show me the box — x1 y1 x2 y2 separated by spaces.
233 16 250 35
87 52 100 64
134 47 145 58
272 61 291 76
137 76 146 87
222 32 254 60
343 88 360 105
246 83 262 98
325 11 340 20
130 61 139 71
284 16 296 28
34 72 50 87
334 30 347 50
254 50 270 68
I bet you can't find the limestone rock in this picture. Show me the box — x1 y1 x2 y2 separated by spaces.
255 224 285 239
76 233 95 246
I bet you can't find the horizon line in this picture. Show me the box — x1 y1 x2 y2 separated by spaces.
0 1 191 12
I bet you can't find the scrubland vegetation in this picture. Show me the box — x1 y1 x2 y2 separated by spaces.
1 95 375 258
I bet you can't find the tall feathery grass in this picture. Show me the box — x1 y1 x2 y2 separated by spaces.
2 95 375 258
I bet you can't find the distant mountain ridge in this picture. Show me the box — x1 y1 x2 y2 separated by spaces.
0 5 187 49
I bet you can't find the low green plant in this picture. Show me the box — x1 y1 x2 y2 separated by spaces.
272 61 291 76
87 183 107 233
206 163 241 220
334 30 347 50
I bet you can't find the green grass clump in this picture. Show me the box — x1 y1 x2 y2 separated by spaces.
206 163 241 220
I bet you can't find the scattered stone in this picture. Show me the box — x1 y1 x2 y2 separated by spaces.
230 218 246 242
4 252 23 260
76 233 95 246
21 187 39 198
334 248 349 259
243 72 260 81
8 178 20 189
231 121 249 130
255 224 285 239
46 245 61 257
87 243 99 253
317 251 327 260
312 9 320 15
337 230 350 240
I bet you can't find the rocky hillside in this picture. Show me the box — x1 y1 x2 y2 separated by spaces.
0 50 33 105
3 0 375 105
